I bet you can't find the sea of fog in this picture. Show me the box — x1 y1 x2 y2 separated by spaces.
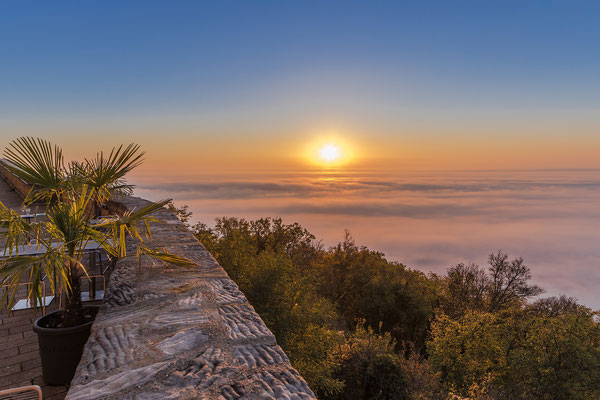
133 169 600 309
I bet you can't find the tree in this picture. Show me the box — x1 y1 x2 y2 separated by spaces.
320 233 438 350
443 263 488 317
428 305 600 399
332 324 409 400
332 324 445 400
167 201 193 226
487 251 543 312
440 252 544 317
0 137 193 327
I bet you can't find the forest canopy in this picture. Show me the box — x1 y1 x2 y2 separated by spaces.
170 204 600 400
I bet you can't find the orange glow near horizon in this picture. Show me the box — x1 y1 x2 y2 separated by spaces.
10 125 600 178
305 135 355 168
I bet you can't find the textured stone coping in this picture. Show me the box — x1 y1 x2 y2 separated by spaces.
66 197 316 400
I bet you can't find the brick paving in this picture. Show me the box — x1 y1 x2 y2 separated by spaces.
0 303 70 399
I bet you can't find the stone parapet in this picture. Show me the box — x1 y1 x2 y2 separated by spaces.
66 196 316 400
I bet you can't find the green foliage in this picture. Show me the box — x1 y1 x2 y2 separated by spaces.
193 217 441 398
428 310 507 394
332 324 409 400
428 304 600 399
287 325 345 398
330 324 445 400
167 201 193 225
319 232 438 351
441 253 544 318
191 213 599 400
4 137 67 205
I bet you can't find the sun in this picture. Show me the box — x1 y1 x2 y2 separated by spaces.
304 134 354 167
319 144 341 162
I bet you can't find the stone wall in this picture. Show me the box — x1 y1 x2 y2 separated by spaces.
66 196 317 400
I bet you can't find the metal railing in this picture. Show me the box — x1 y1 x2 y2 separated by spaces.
0 385 42 400
1 248 111 313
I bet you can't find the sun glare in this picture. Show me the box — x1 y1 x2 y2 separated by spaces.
305 136 353 167
319 144 340 162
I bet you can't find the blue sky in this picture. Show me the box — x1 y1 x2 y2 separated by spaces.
1 1 599 170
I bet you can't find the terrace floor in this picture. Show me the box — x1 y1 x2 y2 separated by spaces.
0 303 69 399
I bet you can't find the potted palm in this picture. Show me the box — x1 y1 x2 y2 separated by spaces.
0 137 193 385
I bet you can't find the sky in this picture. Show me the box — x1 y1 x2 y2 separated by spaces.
1 1 600 171
1 2 600 306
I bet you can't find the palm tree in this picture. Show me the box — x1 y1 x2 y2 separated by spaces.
0 137 193 327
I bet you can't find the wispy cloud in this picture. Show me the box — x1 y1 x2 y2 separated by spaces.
275 202 478 218
273 201 599 220
139 175 600 200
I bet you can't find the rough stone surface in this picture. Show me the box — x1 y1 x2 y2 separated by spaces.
66 197 316 400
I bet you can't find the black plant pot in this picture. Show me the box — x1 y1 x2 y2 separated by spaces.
32 305 100 385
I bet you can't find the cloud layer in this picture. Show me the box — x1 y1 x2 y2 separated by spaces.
139 175 600 201
135 170 600 308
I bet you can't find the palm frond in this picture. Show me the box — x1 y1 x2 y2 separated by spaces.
0 253 51 310
3 137 66 204
0 201 41 256
94 199 170 259
80 143 144 203
125 198 170 221
45 188 92 256
116 199 171 241
137 243 196 269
